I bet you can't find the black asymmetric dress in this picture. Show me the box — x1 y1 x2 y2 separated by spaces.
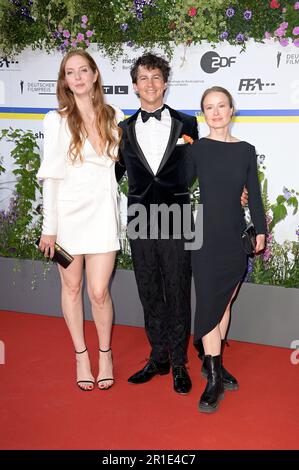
187 138 266 342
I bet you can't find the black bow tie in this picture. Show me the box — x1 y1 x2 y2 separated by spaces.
140 106 165 123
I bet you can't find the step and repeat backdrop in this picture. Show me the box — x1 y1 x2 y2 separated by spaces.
0 40 298 243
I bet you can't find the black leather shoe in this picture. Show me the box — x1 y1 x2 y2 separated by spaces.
199 355 224 413
201 363 239 391
128 359 170 384
197 340 239 391
172 365 192 394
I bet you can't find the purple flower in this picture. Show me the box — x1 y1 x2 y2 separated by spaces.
236 33 244 42
296 228 299 237
283 186 291 200
136 12 143 21
71 40 77 48
293 26 299 36
120 23 128 31
294 38 299 47
264 31 272 39
220 31 229 40
226 7 235 18
263 247 271 262
86 30 94 38
281 22 288 30
77 33 84 42
295 2 299 10
81 15 88 24
275 27 285 37
280 38 289 47
62 30 70 38
81 23 87 29
126 40 134 47
244 10 252 20
63 39 69 46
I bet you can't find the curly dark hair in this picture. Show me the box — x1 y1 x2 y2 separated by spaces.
130 53 171 84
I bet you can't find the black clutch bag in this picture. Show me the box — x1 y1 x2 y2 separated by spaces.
36 239 74 269
241 224 257 256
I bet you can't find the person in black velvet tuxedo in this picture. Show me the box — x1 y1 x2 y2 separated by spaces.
115 53 198 394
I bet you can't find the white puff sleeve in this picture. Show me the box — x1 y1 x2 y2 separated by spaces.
36 110 67 180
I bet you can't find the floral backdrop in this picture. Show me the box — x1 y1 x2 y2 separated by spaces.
0 1 298 288
0 0 298 58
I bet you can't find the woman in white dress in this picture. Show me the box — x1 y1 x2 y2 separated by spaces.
37 50 124 391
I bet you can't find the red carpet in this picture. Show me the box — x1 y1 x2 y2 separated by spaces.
0 310 298 450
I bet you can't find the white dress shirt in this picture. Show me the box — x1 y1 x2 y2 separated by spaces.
135 106 171 175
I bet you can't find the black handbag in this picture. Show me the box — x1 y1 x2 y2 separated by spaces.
241 224 257 256
36 239 74 269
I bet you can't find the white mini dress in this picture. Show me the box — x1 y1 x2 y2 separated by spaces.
37 107 124 255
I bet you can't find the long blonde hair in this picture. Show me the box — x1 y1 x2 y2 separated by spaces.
56 49 122 162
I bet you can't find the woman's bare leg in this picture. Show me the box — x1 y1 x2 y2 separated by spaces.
58 255 94 390
85 251 116 389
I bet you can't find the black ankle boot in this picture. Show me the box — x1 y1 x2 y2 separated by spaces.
199 355 224 413
198 340 239 391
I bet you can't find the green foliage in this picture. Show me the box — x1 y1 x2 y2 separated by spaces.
0 129 43 260
246 158 299 288
0 0 298 58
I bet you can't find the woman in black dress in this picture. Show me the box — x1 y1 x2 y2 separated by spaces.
187 87 266 413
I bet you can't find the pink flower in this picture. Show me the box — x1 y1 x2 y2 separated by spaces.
86 30 94 38
85 40 90 47
63 39 69 46
264 31 272 39
77 33 85 42
263 248 271 262
71 40 77 48
270 0 280 8
81 23 87 29
279 38 289 46
274 27 285 37
81 15 88 24
188 7 197 17
280 22 288 30
294 38 299 47
294 2 299 10
63 30 70 38
293 26 299 36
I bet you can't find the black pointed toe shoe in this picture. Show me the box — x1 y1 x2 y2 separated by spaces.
128 359 170 384
172 365 192 394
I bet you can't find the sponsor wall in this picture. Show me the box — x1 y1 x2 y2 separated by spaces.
0 40 298 243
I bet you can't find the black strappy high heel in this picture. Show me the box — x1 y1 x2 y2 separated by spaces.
75 347 95 391
97 348 114 390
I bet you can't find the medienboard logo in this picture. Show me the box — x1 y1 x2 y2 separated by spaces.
200 51 236 74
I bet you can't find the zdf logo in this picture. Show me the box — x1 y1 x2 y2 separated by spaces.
200 51 236 74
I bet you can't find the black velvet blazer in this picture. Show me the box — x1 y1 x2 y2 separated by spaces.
115 105 198 232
